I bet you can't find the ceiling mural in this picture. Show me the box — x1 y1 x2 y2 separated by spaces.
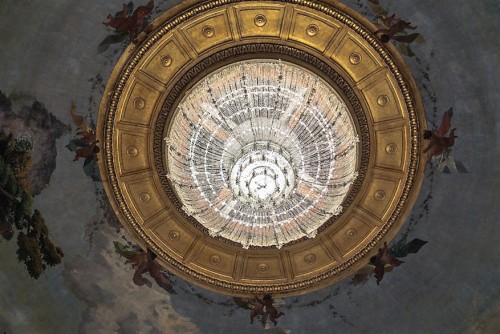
0 0 498 333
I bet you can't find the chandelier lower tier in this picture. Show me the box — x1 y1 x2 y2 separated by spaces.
166 60 359 248
98 0 426 297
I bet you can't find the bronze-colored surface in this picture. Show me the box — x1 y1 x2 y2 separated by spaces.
97 0 426 297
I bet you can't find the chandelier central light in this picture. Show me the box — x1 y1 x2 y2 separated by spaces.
166 60 359 248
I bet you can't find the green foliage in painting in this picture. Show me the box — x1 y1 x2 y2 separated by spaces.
113 241 139 259
16 210 64 278
0 130 64 278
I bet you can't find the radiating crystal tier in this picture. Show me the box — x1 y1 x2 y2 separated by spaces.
165 60 359 248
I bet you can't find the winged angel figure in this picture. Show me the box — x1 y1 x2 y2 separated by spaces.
351 239 428 285
367 0 425 56
423 108 469 173
65 101 101 181
114 241 176 294
234 295 286 328
98 1 154 53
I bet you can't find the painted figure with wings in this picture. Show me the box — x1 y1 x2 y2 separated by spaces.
99 1 154 53
375 14 418 43
351 239 427 285
371 242 404 285
234 295 285 327
423 108 469 173
115 242 176 294
252 294 285 327
423 108 457 161
65 101 101 181
366 0 424 56
126 248 176 293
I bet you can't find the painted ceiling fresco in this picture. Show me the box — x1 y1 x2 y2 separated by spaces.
0 0 498 333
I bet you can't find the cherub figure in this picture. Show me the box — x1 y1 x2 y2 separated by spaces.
371 242 404 285
75 130 96 145
375 14 418 43
351 239 427 285
423 107 457 163
65 101 101 180
367 1 424 53
249 294 285 327
70 129 99 162
125 248 176 294
102 0 154 43
66 101 99 162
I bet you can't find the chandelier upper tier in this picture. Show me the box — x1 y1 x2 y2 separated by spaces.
166 60 359 248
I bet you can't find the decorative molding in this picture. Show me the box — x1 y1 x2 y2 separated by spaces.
98 0 425 296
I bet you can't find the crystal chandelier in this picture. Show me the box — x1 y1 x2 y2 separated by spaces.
166 60 359 248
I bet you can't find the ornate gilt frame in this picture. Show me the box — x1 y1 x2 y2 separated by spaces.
97 0 426 296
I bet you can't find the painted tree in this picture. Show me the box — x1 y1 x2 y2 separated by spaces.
0 131 31 237
0 130 63 278
16 210 64 278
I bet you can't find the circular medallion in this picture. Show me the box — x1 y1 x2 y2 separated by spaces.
139 192 151 203
202 25 215 38
304 254 317 265
258 263 270 273
133 97 146 110
98 0 426 297
209 255 221 266
377 95 389 106
385 143 398 154
254 14 267 27
374 190 386 201
349 52 362 65
126 146 138 157
306 24 319 36
160 55 172 67
168 230 180 241
345 228 358 239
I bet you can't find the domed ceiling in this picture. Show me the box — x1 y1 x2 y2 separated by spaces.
0 0 498 333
